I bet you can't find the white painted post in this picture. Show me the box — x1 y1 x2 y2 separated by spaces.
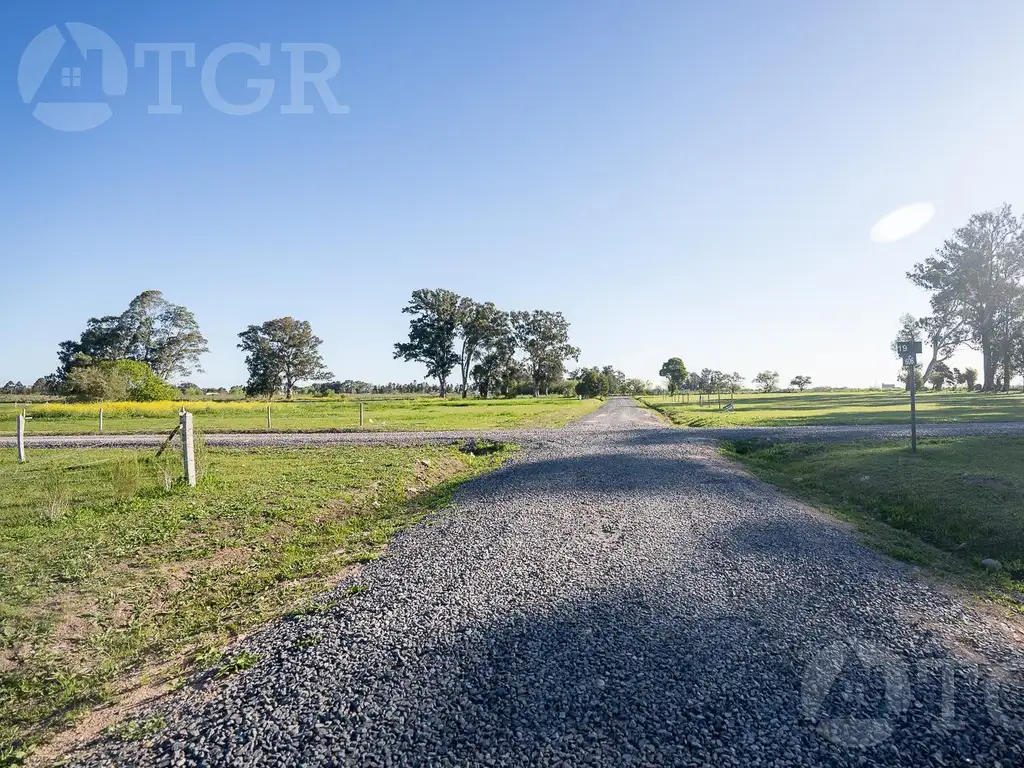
359 401 364 427
180 409 197 487
267 403 272 430
16 414 26 463
99 407 104 434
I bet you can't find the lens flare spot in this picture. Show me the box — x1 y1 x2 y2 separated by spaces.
870 203 935 243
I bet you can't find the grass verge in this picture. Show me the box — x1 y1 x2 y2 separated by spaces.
0 396 601 436
0 443 511 765
643 389 1024 427
723 436 1024 610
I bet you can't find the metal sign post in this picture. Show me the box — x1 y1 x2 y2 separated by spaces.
908 362 918 454
897 340 923 453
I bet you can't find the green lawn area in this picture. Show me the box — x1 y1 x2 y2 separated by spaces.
0 443 510 764
0 396 601 436
725 436 1024 607
642 389 1024 427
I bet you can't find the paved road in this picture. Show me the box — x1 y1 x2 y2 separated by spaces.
70 398 1023 766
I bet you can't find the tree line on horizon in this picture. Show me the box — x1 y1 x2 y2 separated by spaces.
656 358 814 396
23 288 596 402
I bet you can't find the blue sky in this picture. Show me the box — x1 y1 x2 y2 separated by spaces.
4 1 1024 388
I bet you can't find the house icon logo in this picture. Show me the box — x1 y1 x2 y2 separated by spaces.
18 23 128 132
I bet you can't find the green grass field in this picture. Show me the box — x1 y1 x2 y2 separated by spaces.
642 389 1024 427
0 443 510 763
0 396 602 437
726 436 1024 607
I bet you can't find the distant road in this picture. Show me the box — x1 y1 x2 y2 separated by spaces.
4 414 1024 449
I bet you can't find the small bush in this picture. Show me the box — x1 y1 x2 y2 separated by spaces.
108 454 141 501
150 451 179 491
41 467 70 523
214 650 260 677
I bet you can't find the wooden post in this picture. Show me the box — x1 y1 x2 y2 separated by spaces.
267 403 272 430
16 414 26 463
359 401 364 427
180 409 197 487
99 407 104 434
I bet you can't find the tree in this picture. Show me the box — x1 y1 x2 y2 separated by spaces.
658 358 687 395
57 290 209 382
920 313 970 385
928 362 954 391
897 365 924 392
473 333 523 398
601 365 625 395
454 300 507 398
536 357 567 395
393 289 462 398
238 317 332 400
178 381 204 397
470 362 493 399
510 310 580 397
30 377 54 395
995 291 1024 391
753 370 780 393
790 375 812 391
908 205 1024 390
725 372 744 395
575 368 606 398
695 368 727 396
623 378 651 396
963 367 979 390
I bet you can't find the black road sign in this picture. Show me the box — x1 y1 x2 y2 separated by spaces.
896 340 923 356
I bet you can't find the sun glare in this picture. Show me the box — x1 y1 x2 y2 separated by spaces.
870 202 935 243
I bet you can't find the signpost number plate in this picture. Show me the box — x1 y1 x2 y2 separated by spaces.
897 340 922 368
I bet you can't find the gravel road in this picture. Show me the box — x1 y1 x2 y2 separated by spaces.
68 398 1024 766
7 411 1024 450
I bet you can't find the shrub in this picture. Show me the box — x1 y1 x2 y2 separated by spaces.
41 467 70 523
66 360 178 403
108 454 142 501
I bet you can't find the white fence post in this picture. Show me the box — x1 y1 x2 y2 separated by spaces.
267 403 272 430
359 401 364 427
99 407 104 434
180 409 197 487
16 414 26 463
